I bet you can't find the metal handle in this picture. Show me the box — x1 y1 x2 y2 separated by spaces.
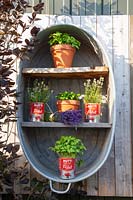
54 15 74 24
49 180 71 194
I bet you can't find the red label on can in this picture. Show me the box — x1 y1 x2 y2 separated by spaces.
30 102 44 122
59 158 75 171
85 103 100 116
30 102 44 115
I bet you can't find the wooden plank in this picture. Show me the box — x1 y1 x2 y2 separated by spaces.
103 0 111 15
63 0 71 15
71 0 86 15
25 0 132 15
85 0 96 15
81 15 98 196
71 0 80 15
78 0 86 15
96 0 102 15
21 122 112 128
117 0 127 14
111 0 118 15
14 152 31 194
113 15 132 196
98 144 115 196
43 0 49 14
96 16 113 62
96 16 115 196
129 0 133 15
86 174 98 196
49 0 54 14
26 0 33 13
15 60 31 194
53 0 64 15
81 16 97 37
129 15 133 199
22 66 109 78
104 198 114 200
96 16 114 121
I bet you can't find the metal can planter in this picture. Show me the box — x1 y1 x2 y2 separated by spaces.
30 102 44 122
84 103 101 122
59 158 76 179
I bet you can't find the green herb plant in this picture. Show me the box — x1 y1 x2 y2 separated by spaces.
84 77 104 103
48 32 81 50
27 79 52 103
56 91 81 100
50 136 86 159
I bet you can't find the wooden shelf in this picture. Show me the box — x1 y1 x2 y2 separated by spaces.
21 122 112 128
22 66 109 78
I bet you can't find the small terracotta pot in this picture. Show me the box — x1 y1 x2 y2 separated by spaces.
59 157 76 179
56 100 80 112
30 102 44 122
50 44 76 68
84 103 101 122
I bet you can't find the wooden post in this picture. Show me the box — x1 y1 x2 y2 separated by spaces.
96 16 115 196
113 15 132 196
129 15 133 197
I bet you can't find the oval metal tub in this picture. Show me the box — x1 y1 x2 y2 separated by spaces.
17 24 116 193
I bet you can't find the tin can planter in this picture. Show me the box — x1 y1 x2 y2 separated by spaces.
30 102 44 122
84 103 101 122
59 157 76 179
56 100 80 112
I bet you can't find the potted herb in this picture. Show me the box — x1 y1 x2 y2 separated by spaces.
27 79 52 122
50 135 86 179
56 91 81 112
48 31 81 68
83 77 104 122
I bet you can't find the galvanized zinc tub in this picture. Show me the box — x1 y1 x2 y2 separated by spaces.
17 24 116 194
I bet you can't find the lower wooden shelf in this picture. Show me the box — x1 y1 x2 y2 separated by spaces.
21 122 112 128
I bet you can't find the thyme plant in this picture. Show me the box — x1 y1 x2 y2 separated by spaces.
84 77 104 103
27 79 52 103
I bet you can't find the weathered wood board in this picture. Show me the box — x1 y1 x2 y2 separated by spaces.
27 0 133 15
7 15 133 196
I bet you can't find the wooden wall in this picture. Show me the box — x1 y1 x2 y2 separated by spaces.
0 15 133 197
4 15 133 197
27 0 133 15
130 15 133 197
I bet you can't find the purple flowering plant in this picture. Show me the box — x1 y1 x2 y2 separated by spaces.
61 110 82 125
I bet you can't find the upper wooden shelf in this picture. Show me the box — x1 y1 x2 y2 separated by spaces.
21 122 112 128
22 66 109 78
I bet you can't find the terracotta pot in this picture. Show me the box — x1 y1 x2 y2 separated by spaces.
30 102 44 122
56 100 80 112
84 103 101 122
50 44 76 68
59 157 75 179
